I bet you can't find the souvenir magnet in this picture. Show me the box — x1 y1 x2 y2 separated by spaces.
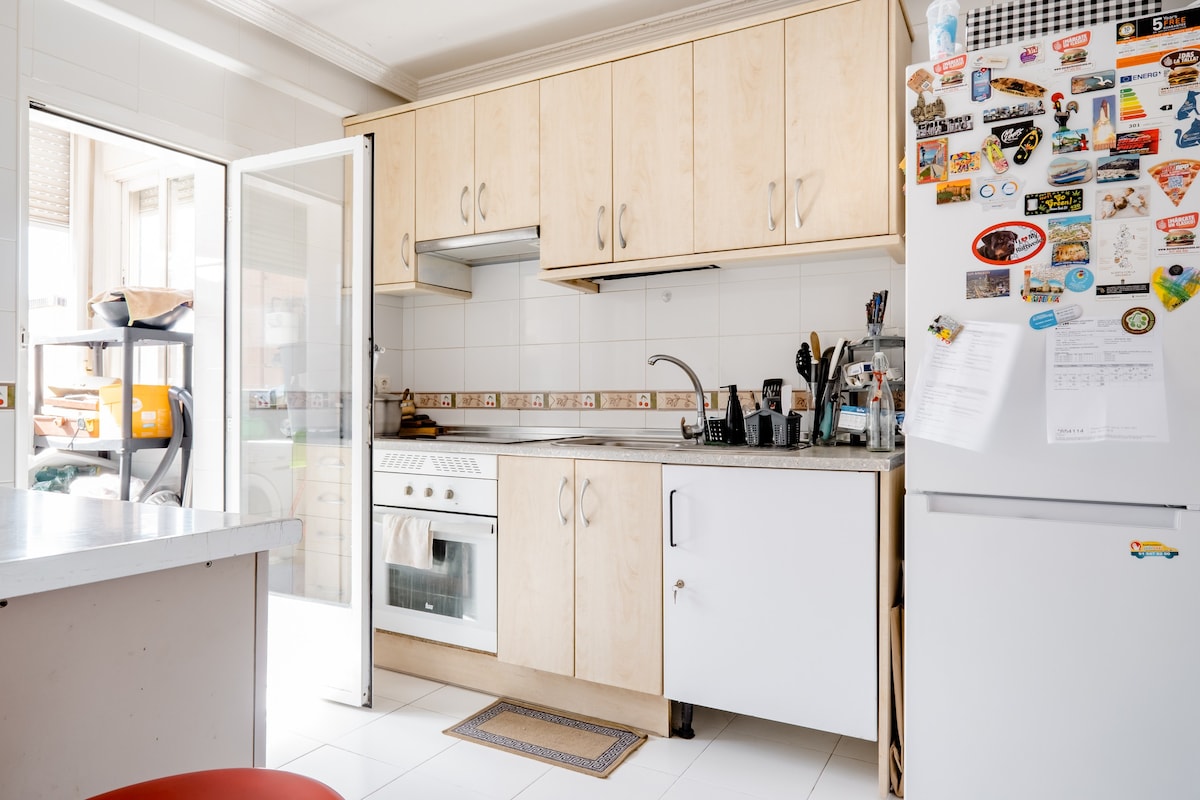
907 68 936 94
991 76 1046 97
1157 212 1197 247
1151 264 1200 311
917 114 975 140
1121 306 1156 334
1114 130 1159 156
983 134 1009 173
993 120 1036 149
1024 189 1084 215
928 315 963 342
1013 127 1044 165
1048 156 1093 185
949 151 982 174
974 221 1046 265
973 54 1009 69
1071 71 1116 94
1096 154 1140 182
1029 303 1082 329
1065 268 1095 291
1175 119 1200 148
1148 159 1200 207
966 268 1011 298
910 93 946 124
972 68 992 102
936 179 973 204
983 100 1045 124
1051 93 1079 132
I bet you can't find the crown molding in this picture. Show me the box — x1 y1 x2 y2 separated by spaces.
418 0 803 98
204 0 419 100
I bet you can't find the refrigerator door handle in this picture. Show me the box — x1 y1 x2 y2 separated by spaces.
924 492 1184 530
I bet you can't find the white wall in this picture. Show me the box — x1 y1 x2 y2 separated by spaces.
2 0 401 496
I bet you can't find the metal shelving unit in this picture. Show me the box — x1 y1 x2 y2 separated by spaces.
32 327 193 500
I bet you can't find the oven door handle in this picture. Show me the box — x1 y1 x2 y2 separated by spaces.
556 476 569 526
373 507 495 540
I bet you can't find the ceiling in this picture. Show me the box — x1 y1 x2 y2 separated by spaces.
204 0 835 102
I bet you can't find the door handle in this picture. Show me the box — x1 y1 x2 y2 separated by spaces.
578 478 591 528
477 182 487 222
556 476 569 526
618 203 627 249
793 178 803 229
668 489 677 547
460 185 470 225
767 181 777 232
596 205 606 251
401 232 410 268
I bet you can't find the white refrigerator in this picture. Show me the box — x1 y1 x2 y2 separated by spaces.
903 9 1200 799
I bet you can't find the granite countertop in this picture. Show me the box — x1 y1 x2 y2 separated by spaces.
0 487 301 600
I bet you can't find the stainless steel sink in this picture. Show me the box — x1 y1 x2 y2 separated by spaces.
550 436 692 450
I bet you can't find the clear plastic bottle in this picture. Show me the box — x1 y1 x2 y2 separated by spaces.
925 0 961 60
866 351 895 453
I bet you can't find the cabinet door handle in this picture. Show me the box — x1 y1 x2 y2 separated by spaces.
556 476 569 526
618 203 627 249
793 178 803 230
460 185 470 225
477 182 488 222
596 205 606 251
668 488 677 547
578 478 591 528
401 232 411 268
767 181 777 232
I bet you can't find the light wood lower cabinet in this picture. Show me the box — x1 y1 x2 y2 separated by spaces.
498 456 662 695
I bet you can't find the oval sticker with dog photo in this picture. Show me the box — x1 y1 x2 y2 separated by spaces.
972 221 1047 265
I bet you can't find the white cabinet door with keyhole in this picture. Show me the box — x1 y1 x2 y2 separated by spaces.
663 465 877 739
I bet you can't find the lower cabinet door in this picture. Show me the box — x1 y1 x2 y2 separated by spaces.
662 465 878 739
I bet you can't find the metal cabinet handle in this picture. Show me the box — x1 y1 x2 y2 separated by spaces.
793 178 803 229
460 185 470 225
668 489 677 547
596 206 606 251
618 203 628 249
477 182 488 222
556 476 569 526
401 232 411 268
578 477 591 528
767 181 777 232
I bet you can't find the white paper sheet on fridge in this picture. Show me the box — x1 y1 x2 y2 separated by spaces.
1045 318 1167 443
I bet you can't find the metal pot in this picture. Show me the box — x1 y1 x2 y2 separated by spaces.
373 396 403 435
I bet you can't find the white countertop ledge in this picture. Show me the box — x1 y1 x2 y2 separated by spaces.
0 487 301 600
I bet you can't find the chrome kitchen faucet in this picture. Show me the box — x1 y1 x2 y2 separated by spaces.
648 354 707 445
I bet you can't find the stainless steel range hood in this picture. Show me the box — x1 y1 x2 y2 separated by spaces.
414 226 540 267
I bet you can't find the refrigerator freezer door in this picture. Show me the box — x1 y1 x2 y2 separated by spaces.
905 492 1200 800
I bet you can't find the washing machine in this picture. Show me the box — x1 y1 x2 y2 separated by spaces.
242 440 297 594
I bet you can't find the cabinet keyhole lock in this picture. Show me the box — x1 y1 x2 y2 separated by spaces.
673 579 685 604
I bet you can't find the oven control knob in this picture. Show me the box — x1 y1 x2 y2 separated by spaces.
404 485 414 496
424 487 434 498
444 489 454 500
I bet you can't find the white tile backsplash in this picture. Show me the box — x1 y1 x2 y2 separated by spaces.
519 295 579 345
717 276 801 336
580 340 647 390
717 333 803 390
645 283 720 340
413 348 465 393
464 346 520 392
519 343 579 391
645 337 719 391
413 303 465 350
579 287 646 342
465 300 519 348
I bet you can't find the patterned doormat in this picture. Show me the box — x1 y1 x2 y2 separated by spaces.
443 699 647 778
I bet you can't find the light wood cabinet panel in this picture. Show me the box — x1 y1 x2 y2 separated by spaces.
786 0 890 243
474 81 540 234
539 64 613 269
497 456 575 677
416 97 475 241
574 459 663 695
693 22 785 253
347 114 415 287
613 44 694 262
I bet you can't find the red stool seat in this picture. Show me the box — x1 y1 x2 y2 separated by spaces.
85 768 343 799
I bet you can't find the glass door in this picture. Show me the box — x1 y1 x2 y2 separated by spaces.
227 136 373 706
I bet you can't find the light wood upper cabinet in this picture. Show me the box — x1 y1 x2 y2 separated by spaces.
786 0 891 243
346 113 416 287
497 455 662 695
539 64 613 270
693 22 786 253
612 44 694 262
474 82 540 234
415 97 475 241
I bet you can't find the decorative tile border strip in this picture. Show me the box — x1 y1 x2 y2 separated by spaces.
403 390 852 413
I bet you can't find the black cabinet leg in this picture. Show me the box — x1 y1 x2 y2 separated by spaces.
673 701 696 739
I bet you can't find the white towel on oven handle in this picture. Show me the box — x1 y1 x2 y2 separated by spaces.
382 514 433 570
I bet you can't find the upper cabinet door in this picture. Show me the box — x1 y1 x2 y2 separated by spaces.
474 82 540 234
539 63 613 270
350 113 415 286
694 22 785 253
613 44 694 262
415 97 475 241
786 0 891 243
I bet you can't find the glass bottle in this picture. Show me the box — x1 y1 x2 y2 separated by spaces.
866 351 895 453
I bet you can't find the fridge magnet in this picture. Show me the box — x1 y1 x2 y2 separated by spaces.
1029 303 1083 329
1065 267 1096 292
1093 96 1117 150
1156 212 1198 250
1052 241 1090 267
971 68 992 102
917 113 975 140
1013 127 1043 165
949 150 982 174
939 70 966 91
1095 222 1152 298
974 177 1021 210
1051 129 1090 153
936 179 973 204
917 138 950 184
933 55 968 86
1113 129 1159 155
990 76 1046 97
1177 89 1198 123
1174 118 1200 148
1024 189 1084 215
1051 30 1091 72
1051 92 1080 132
972 53 1008 70
1130 539 1178 558
1021 263 1069 302
982 134 1009 172
983 100 1046 124
1120 307 1156 334
974 221 1046 265
992 120 1036 149
1148 158 1200 205
1151 264 1200 311
966 268 1011 298
1019 44 1044 66
910 92 946 125
907 67 936 94
1048 156 1093 185
1071 70 1116 94
1049 214 1092 267
1096 154 1140 182
928 314 963 342
1098 185 1151 219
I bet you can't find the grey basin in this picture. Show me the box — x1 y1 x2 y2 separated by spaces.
550 436 692 450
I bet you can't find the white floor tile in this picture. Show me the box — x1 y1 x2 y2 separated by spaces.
626 706 733 776
266 728 322 768
332 705 461 770
268 692 402 744
365 770 498 800
807 755 878 800
404 740 552 799
282 744 406 800
723 715 840 754
660 776 763 800
515 763 677 799
409 684 498 720
832 736 878 765
372 667 444 704
681 732 830 800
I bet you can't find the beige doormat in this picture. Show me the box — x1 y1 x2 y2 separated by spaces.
444 699 647 778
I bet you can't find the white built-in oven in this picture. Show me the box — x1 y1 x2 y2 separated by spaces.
371 448 498 653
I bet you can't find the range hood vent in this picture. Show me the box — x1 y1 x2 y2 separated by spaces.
415 226 540 266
